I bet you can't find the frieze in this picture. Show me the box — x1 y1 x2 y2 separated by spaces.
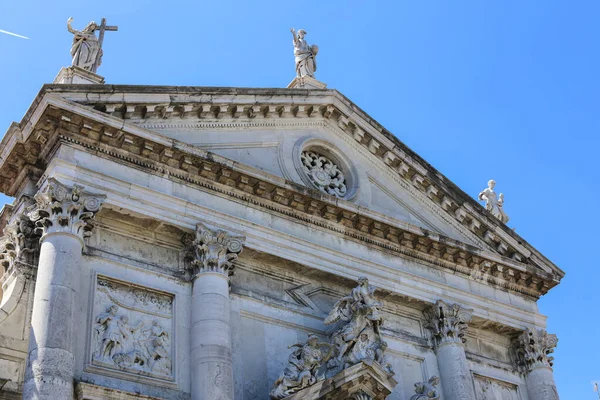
90 275 174 381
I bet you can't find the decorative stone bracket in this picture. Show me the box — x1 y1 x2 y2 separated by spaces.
27 179 105 243
281 362 397 400
423 300 473 347
513 328 558 373
183 222 245 279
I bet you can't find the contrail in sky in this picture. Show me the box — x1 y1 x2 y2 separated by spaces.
0 29 30 39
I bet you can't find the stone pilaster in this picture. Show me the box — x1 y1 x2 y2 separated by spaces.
186 222 244 400
423 300 476 400
23 180 104 400
514 328 560 400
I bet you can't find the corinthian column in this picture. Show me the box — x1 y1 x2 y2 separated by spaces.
23 180 104 400
423 300 476 400
186 222 245 400
514 328 560 400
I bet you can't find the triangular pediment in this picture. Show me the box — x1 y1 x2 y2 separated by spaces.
0 85 564 297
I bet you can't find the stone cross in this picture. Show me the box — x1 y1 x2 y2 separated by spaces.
94 18 118 71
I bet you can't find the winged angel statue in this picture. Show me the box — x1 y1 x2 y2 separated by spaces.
324 277 391 374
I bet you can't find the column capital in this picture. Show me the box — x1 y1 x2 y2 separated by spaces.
513 328 558 373
0 210 40 285
184 222 245 279
423 300 473 347
27 179 105 243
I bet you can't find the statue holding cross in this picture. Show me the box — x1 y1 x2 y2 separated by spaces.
67 17 118 74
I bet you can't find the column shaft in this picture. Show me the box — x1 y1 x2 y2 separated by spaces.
525 367 559 400
191 273 234 400
435 342 476 400
23 233 83 399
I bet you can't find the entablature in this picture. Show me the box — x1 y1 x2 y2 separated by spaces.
0 89 563 299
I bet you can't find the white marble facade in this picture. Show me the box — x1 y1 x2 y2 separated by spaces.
0 84 563 400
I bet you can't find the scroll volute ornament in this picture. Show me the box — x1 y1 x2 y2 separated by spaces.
188 222 245 278
27 179 105 241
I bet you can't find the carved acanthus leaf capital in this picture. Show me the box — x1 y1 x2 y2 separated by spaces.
0 211 41 285
423 300 473 347
27 179 105 242
185 222 245 279
513 328 558 373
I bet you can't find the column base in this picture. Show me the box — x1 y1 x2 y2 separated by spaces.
287 76 327 89
281 362 397 400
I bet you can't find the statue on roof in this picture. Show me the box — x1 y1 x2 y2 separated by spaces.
67 17 118 74
290 28 318 79
478 180 509 224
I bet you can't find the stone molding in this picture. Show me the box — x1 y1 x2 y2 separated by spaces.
513 328 558 373
0 100 561 298
0 88 559 273
75 382 157 399
184 222 245 279
423 300 473 347
27 179 105 244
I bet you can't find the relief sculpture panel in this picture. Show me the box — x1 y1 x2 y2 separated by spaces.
89 275 174 381
474 374 520 400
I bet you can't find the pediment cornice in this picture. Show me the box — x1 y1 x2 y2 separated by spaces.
0 86 563 297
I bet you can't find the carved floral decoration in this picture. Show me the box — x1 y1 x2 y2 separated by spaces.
300 150 347 198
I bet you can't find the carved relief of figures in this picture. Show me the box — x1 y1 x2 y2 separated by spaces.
291 28 318 78
91 276 174 380
473 375 519 400
410 376 440 400
478 180 509 224
324 277 391 375
269 334 333 399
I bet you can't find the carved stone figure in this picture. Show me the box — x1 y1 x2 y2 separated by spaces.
67 18 101 71
325 277 389 375
269 334 333 399
291 28 318 78
94 305 123 360
410 376 440 400
478 180 509 224
66 17 117 73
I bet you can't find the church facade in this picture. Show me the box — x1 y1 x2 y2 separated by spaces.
0 25 563 400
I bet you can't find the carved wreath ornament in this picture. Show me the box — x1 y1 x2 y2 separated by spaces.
300 150 347 198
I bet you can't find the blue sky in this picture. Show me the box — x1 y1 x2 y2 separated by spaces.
1 0 598 397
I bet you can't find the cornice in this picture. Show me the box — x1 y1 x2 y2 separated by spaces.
0 88 563 293
0 100 561 299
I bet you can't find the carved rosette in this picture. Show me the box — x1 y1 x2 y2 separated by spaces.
0 214 40 284
27 180 105 242
423 300 473 347
300 150 347 198
186 222 245 279
513 328 558 373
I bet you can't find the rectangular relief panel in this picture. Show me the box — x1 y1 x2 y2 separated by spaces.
87 275 175 383
385 350 427 400
473 374 521 400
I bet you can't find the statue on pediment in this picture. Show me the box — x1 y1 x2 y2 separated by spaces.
325 277 391 374
269 334 333 399
67 18 101 71
291 28 318 78
478 180 509 224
